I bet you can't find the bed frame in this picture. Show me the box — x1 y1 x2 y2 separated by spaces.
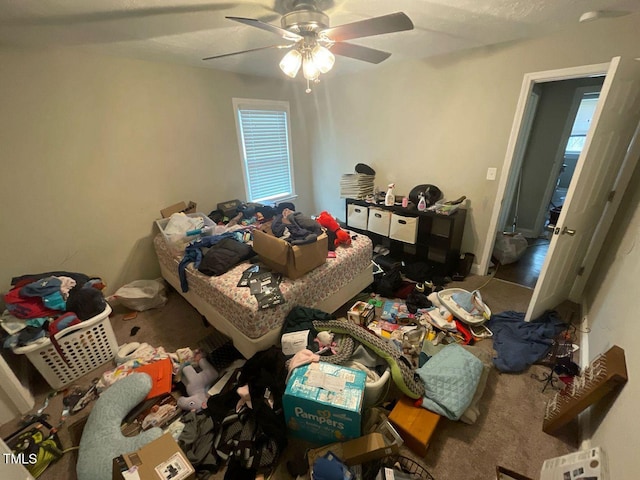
159 262 373 359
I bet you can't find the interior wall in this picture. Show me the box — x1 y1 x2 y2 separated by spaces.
308 13 640 263
0 47 313 295
582 160 640 479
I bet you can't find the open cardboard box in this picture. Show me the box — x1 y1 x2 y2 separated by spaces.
160 201 197 219
307 431 400 470
252 226 328 279
112 433 195 480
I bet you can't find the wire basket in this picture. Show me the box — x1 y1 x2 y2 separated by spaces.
363 454 435 479
13 304 117 390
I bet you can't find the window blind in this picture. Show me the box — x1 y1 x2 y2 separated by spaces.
237 107 293 203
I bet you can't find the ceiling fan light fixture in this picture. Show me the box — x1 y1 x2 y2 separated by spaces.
311 45 335 74
211 10 414 93
302 51 320 81
279 49 302 78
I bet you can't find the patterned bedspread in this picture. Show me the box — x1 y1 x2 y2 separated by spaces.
153 232 372 339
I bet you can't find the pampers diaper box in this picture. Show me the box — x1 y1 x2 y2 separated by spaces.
283 362 366 444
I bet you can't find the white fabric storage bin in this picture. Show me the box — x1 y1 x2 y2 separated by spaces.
346 203 369 230
389 213 419 244
367 208 392 236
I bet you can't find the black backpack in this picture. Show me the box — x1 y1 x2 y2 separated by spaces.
206 347 288 476
374 267 403 298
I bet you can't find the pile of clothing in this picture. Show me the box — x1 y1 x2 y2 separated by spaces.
2 271 107 348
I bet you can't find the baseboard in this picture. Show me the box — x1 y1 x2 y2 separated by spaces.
514 227 537 238
577 297 591 449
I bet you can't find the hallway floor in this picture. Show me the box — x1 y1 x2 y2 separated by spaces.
493 237 550 288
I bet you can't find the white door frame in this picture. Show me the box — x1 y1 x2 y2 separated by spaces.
497 87 540 234
0 354 34 425
478 62 611 276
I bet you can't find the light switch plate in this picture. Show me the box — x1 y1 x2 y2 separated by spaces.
486 167 497 180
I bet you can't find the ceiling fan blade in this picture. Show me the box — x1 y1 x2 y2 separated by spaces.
226 16 302 42
203 44 292 61
330 42 391 64
321 12 413 42
0 4 281 44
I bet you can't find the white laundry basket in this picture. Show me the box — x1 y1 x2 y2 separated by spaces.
13 304 118 390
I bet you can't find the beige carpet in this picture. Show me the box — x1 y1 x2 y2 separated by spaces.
1 274 579 480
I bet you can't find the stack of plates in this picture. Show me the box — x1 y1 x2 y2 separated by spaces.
340 173 375 199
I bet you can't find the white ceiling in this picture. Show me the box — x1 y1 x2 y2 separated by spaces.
1 0 639 78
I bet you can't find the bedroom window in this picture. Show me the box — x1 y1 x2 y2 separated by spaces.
233 98 295 204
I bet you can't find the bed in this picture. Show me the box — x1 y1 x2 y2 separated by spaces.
153 232 373 359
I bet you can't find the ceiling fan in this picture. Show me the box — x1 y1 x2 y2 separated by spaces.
203 0 414 92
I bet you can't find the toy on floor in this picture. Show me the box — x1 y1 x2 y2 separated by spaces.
316 211 351 249
177 358 219 412
314 331 338 355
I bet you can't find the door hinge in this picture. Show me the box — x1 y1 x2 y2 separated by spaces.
607 190 616 202
577 266 585 276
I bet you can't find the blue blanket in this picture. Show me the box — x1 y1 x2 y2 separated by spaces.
486 310 565 373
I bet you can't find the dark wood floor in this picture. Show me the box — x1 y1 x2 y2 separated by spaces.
493 237 550 288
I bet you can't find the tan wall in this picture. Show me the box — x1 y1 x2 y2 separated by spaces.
583 161 640 480
309 13 640 259
0 47 313 295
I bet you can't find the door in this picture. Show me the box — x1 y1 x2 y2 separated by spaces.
526 56 640 320
0 354 34 425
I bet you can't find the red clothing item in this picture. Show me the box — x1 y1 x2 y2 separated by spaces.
134 358 174 400
4 286 59 319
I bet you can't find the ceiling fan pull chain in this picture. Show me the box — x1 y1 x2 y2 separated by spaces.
306 78 312 94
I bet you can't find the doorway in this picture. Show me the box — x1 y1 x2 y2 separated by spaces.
492 77 604 288
480 57 640 322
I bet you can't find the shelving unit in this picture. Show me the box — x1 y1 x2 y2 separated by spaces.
345 198 466 275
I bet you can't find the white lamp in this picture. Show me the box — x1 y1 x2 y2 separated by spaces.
311 45 335 74
302 51 320 80
279 49 302 78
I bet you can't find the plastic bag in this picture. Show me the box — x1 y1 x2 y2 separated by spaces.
163 212 206 249
110 279 167 311
493 232 528 265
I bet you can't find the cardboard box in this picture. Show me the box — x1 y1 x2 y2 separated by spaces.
160 201 197 218
388 396 441 457
112 433 195 480
252 228 328 279
342 432 399 466
283 363 366 444
347 301 375 326
307 432 400 469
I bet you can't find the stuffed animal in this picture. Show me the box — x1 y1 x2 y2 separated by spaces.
314 331 338 355
316 211 351 248
177 358 218 412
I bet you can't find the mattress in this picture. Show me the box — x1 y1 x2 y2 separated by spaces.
153 232 373 340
